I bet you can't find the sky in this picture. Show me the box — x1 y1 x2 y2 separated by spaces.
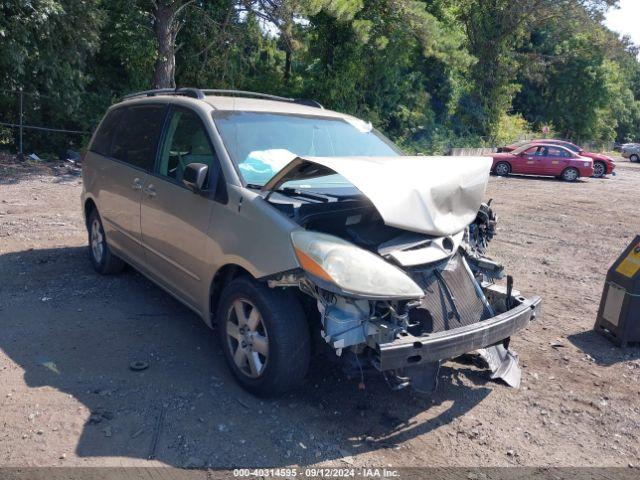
604 0 640 49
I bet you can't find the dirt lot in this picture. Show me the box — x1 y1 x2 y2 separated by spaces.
1 157 639 469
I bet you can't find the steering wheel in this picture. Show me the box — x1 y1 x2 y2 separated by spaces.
168 149 191 179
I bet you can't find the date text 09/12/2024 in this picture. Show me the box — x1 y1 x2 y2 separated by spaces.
233 467 400 478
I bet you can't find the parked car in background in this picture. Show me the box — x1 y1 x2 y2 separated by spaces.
621 143 640 162
492 143 594 181
499 139 615 178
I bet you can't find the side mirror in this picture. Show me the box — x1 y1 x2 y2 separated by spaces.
182 163 208 193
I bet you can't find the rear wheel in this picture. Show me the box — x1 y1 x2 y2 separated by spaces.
494 162 511 176
561 167 579 182
631 154 639 163
592 161 606 178
88 210 125 274
217 277 310 397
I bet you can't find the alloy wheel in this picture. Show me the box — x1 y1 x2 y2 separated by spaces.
226 299 269 378
593 162 605 178
495 163 510 176
563 168 578 181
90 219 104 263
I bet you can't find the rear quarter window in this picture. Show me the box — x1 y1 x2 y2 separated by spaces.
90 108 124 156
110 104 166 170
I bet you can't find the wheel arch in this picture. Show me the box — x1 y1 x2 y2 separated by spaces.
84 198 98 228
208 263 255 327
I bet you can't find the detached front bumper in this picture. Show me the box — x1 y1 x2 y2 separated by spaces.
374 293 541 371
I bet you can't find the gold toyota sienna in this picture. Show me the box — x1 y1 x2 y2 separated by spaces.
82 88 541 396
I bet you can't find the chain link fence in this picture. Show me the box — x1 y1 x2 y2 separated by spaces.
0 89 95 161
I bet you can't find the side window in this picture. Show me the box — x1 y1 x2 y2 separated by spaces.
547 147 563 157
157 108 217 185
90 108 123 156
111 105 166 170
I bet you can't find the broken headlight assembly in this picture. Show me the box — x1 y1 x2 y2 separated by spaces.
291 230 424 300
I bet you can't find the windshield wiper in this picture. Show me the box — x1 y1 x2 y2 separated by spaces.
275 187 334 202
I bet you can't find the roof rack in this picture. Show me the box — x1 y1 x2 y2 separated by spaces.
122 87 323 108
201 89 293 102
122 87 205 101
202 89 323 109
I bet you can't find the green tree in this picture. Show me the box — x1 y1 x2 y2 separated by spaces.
513 1 640 142
0 0 103 153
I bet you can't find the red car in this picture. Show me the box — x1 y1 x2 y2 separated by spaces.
492 143 594 181
500 139 615 178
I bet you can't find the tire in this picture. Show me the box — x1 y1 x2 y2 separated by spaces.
216 276 310 397
87 209 125 274
592 161 606 178
494 161 511 176
561 167 579 182
631 154 639 163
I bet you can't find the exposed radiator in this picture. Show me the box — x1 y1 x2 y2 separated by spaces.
407 253 489 334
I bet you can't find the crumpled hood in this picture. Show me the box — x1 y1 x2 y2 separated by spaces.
263 155 492 237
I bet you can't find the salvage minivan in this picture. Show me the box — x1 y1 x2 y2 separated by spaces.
81 88 541 396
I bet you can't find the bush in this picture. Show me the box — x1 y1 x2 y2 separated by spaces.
492 113 533 146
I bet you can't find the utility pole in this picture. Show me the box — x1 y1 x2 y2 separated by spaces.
18 88 24 159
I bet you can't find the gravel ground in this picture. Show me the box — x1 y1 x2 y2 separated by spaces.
0 157 639 469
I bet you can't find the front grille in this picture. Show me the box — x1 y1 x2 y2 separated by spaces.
407 253 489 334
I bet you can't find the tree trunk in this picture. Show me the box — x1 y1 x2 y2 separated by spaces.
152 3 177 89
284 49 292 84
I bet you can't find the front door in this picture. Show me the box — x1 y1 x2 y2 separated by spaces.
513 146 540 174
140 106 220 309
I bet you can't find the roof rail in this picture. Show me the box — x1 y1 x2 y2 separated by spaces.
121 87 323 108
292 98 324 109
201 89 293 102
201 89 323 109
122 87 205 101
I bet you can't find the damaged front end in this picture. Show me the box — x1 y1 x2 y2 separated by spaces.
290 221 538 393
264 156 541 393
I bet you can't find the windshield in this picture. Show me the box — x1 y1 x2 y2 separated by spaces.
213 111 401 187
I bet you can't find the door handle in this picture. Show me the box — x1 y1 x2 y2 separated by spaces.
143 184 156 197
132 178 143 190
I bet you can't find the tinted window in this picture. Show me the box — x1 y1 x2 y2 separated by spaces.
90 108 123 156
158 108 217 185
547 147 565 157
111 105 166 170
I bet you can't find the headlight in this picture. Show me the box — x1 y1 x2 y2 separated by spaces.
291 230 424 299
584 162 590 167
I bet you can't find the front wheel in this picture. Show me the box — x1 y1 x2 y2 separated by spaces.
592 161 606 178
217 277 310 397
631 154 639 163
561 167 579 182
494 161 511 176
